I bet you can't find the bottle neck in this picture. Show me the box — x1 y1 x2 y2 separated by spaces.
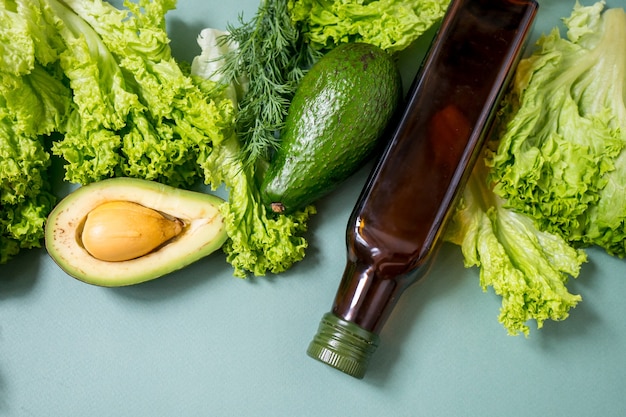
331 258 430 334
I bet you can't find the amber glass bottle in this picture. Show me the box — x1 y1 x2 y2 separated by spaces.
307 0 539 379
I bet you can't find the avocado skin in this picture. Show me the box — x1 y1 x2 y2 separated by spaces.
260 42 402 214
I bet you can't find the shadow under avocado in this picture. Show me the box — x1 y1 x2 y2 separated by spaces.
0 249 43 300
108 249 232 302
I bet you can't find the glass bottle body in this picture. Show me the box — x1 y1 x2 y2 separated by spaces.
308 0 539 379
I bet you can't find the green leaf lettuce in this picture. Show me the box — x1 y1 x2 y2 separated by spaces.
489 1 626 256
288 0 450 53
445 159 586 336
0 1 71 263
48 0 232 188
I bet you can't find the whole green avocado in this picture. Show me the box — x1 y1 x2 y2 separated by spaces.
260 42 402 214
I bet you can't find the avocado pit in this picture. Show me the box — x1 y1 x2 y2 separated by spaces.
81 201 184 262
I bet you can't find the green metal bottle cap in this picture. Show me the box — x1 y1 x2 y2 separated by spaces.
307 312 380 379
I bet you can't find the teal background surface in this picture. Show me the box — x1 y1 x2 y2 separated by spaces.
2 0 626 415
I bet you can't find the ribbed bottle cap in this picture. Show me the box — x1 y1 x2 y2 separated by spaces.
307 312 380 379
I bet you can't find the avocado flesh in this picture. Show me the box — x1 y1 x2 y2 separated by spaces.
260 42 402 214
45 177 227 287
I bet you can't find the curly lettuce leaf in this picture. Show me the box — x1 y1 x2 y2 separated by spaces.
445 160 586 336
0 2 35 75
489 1 626 256
0 1 71 263
0 192 55 264
199 132 313 278
0 114 57 263
288 0 450 53
48 0 234 189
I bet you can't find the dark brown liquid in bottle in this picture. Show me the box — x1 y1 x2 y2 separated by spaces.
332 0 538 334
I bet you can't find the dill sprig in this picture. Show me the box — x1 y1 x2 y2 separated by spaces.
218 0 321 166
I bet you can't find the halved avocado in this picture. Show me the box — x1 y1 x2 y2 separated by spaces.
45 177 227 287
